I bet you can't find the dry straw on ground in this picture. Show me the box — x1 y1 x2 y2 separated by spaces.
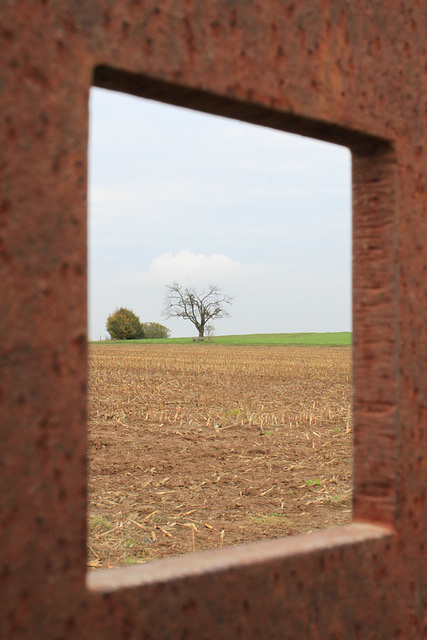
88 344 352 569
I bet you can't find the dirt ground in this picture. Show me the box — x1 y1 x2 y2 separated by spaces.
88 344 352 569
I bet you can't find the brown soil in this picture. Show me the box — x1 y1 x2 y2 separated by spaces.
88 344 352 569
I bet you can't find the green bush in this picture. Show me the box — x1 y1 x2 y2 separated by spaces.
106 308 145 340
140 322 171 339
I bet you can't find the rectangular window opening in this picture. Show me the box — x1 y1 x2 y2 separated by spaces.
87 85 352 572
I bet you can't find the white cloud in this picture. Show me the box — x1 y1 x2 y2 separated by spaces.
115 250 265 290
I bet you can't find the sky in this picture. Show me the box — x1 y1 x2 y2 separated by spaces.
88 87 352 340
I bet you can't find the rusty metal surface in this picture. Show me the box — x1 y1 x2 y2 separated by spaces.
0 1 425 638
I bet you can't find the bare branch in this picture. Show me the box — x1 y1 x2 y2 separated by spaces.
163 282 233 338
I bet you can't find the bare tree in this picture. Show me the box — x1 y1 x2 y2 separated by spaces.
163 283 233 338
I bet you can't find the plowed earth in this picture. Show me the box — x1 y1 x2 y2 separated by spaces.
88 344 352 569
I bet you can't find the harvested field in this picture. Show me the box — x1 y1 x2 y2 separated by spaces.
88 344 352 569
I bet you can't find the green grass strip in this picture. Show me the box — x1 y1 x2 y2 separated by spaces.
91 332 352 347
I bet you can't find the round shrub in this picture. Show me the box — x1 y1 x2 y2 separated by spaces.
140 322 171 339
106 308 145 340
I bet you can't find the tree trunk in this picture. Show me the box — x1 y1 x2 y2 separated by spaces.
198 327 204 338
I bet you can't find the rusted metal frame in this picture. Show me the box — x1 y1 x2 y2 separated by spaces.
85 68 398 597
352 143 400 528
88 522 392 593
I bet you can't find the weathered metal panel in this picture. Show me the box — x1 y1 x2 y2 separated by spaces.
0 1 425 638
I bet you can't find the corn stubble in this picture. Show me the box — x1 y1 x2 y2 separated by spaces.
88 344 352 569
